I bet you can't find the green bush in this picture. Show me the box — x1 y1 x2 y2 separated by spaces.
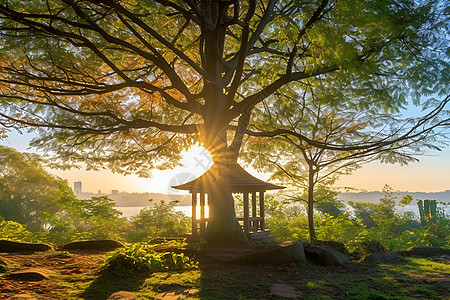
128 200 190 242
100 243 197 275
0 216 33 241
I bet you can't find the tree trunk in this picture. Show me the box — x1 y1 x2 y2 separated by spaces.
307 168 317 241
201 122 248 245
204 153 248 245
199 24 248 245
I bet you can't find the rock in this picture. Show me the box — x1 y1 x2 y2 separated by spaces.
304 244 350 266
402 247 450 257
0 240 51 253
316 240 348 255
361 252 405 264
154 287 199 300
61 240 124 250
270 284 302 299
106 291 137 300
7 294 38 300
7 268 53 281
232 241 306 265
440 254 450 261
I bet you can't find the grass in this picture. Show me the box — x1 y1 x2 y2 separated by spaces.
0 246 449 299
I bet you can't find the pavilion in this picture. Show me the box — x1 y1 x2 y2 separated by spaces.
172 163 284 239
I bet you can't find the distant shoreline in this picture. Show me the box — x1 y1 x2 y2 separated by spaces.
75 190 450 208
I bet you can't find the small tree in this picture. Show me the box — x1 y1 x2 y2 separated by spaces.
128 200 190 242
243 87 449 240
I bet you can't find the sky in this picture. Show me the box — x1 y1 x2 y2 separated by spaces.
1 129 449 194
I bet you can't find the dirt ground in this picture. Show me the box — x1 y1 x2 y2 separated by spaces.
1 248 449 299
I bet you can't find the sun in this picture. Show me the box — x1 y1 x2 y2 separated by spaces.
180 144 213 173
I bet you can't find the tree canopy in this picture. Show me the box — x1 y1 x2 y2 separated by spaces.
0 145 64 231
0 0 449 243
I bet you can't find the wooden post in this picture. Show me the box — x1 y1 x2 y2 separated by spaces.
252 192 257 217
243 192 249 234
200 192 206 236
251 192 257 232
259 191 265 231
192 191 197 235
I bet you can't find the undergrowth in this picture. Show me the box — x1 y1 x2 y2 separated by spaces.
100 243 198 276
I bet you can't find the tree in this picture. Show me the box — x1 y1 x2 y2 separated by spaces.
0 145 64 231
242 86 448 240
128 200 191 242
0 0 449 244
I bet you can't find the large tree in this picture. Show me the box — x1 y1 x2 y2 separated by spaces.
0 0 448 244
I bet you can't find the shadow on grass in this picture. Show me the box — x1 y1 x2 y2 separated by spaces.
80 271 148 300
196 248 450 300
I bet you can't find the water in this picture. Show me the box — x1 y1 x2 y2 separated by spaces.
117 202 448 219
117 205 192 218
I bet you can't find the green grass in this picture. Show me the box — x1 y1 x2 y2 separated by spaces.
2 247 449 299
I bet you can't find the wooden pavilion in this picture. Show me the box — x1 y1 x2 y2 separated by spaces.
172 163 284 239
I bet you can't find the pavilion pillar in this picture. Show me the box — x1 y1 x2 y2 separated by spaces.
259 191 265 231
200 192 206 236
243 192 249 234
192 191 198 235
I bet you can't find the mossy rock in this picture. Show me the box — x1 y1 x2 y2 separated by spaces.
7 268 53 281
61 240 124 250
315 240 349 255
401 246 450 257
304 244 350 266
361 252 405 264
0 240 51 253
232 241 306 265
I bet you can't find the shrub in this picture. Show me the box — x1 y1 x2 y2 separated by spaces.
128 200 190 242
100 243 197 275
0 217 33 241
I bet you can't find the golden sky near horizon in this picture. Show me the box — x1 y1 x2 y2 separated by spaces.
2 132 449 194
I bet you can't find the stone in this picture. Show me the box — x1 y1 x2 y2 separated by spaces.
7 294 38 300
270 284 302 299
0 240 51 253
304 244 350 266
232 241 306 265
61 240 124 250
316 240 348 255
440 254 450 261
154 287 199 300
361 252 405 264
402 247 450 257
7 268 53 281
106 291 137 300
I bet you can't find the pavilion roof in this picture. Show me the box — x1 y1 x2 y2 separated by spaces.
171 163 285 193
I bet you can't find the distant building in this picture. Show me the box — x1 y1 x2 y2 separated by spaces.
74 181 82 194
111 190 119 195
